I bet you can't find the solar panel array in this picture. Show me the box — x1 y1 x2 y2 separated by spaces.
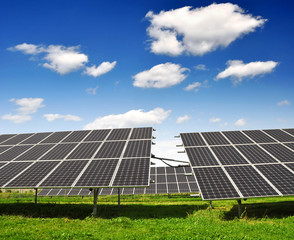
0 127 153 189
180 128 294 200
38 166 198 196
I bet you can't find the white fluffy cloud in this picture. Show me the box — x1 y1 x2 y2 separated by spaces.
146 3 266 56
84 108 171 129
234 118 247 126
184 82 201 91
86 86 98 95
84 61 117 77
194 64 207 71
8 43 43 54
210 118 222 123
133 63 189 88
216 60 278 84
1 98 44 123
43 114 82 122
277 100 291 106
176 115 191 124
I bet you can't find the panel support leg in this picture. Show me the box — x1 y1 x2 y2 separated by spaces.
34 188 38 204
237 199 242 218
209 201 213 209
93 188 99 217
118 188 120 207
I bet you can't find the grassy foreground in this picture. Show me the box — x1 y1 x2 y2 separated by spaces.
0 191 293 239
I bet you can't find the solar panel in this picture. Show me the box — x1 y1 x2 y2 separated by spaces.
41 131 71 143
0 146 11 154
40 143 78 160
0 145 33 161
263 129 294 142
283 128 294 136
20 132 53 145
94 141 126 159
61 130 91 143
180 133 206 147
14 144 55 161
259 144 294 162
67 142 101 159
210 146 248 165
0 133 33 145
201 132 230 145
123 140 151 158
84 129 110 142
242 130 277 143
181 128 294 201
107 128 131 140
0 134 16 144
130 127 153 139
193 167 240 200
186 147 219 166
222 131 253 144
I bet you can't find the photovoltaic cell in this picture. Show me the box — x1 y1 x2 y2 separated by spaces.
40 143 78 160
166 167 175 174
0 163 6 168
107 128 131 140
193 167 240 200
222 131 253 144
180 133 206 147
157 183 167 194
0 134 16 144
225 165 278 197
284 143 294 151
0 145 33 161
0 133 33 145
20 132 52 145
41 131 71 143
40 160 89 187
166 174 176 183
157 174 166 183
112 158 149 186
178 183 190 193
130 127 152 139
68 188 82 196
7 161 60 187
256 164 294 195
38 189 51 196
14 144 55 161
157 167 165 174
57 189 72 196
61 130 90 143
84 129 110 142
283 128 294 136
242 130 277 143
259 144 294 162
286 163 294 171
67 142 101 159
94 141 126 159
167 183 178 193
75 159 119 187
263 129 294 142
201 132 230 146
211 146 248 165
123 140 151 158
0 146 11 154
0 162 33 186
186 147 219 166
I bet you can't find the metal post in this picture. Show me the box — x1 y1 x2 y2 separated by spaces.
93 188 99 217
209 201 213 209
118 188 120 206
34 188 38 204
237 199 242 218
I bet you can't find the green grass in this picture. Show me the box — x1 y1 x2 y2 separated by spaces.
0 192 293 239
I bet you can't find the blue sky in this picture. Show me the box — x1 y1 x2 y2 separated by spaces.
0 0 293 161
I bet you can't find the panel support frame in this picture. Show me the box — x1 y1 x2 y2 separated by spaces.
93 188 99 217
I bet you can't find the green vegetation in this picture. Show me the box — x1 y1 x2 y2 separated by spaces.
0 191 293 239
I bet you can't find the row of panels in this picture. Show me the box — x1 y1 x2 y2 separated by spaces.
0 127 153 146
0 140 151 161
193 163 294 200
181 129 294 147
186 143 294 167
38 167 199 196
0 158 150 188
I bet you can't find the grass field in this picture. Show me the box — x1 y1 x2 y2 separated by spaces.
0 191 293 239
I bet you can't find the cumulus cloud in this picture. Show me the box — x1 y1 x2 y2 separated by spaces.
210 118 222 123
194 64 207 71
9 43 89 74
1 98 44 123
216 60 278 84
184 82 201 91
277 100 291 106
234 118 247 126
43 114 82 122
133 63 189 88
86 86 98 95
84 61 117 77
146 3 266 56
176 115 191 124
84 108 171 129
